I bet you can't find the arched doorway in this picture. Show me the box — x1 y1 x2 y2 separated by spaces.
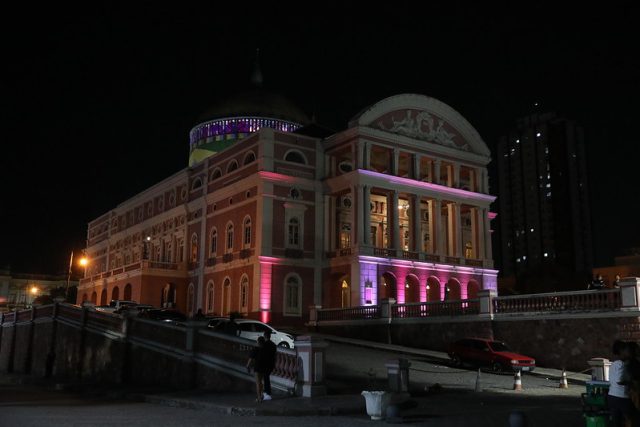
340 279 351 308
445 278 461 301
467 280 480 299
379 272 397 301
91 292 97 304
161 283 176 308
100 289 107 305
427 277 440 302
405 274 420 303
112 286 120 301
124 283 132 301
82 293 88 303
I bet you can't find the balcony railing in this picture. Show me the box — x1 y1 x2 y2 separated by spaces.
373 247 394 257
222 253 234 263
316 305 380 321
402 250 419 260
465 258 483 267
493 289 621 314
206 257 217 267
393 299 480 318
240 248 253 259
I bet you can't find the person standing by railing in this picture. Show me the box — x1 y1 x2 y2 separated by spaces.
608 340 638 426
262 330 277 401
247 336 266 403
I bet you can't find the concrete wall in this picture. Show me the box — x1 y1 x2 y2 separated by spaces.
314 313 640 371
0 305 267 393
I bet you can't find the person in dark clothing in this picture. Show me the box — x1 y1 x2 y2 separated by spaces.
247 336 266 402
262 330 277 401
225 312 240 336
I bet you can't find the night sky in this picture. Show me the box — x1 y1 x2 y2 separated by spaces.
1 3 638 275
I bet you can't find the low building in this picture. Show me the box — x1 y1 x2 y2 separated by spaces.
0 268 77 312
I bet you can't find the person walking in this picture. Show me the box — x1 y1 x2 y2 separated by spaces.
608 340 638 426
262 330 277 401
247 336 266 403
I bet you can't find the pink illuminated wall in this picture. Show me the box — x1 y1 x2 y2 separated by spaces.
259 260 273 323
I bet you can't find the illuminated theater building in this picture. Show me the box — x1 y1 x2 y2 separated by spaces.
78 91 498 325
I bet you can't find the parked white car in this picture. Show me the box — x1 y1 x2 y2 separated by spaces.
209 318 295 348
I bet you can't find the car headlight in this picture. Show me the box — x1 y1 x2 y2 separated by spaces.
510 360 518 364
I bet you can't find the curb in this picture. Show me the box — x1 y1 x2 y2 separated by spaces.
139 393 365 416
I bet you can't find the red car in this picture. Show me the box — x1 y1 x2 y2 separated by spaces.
448 338 536 372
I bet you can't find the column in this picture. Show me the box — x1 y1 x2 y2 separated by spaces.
471 207 481 260
413 153 421 180
357 141 365 169
433 199 444 256
483 208 493 261
446 203 455 257
392 148 400 176
455 203 462 258
453 163 460 188
324 195 331 252
482 169 489 193
433 159 441 184
391 191 400 253
411 195 421 252
427 200 435 254
470 168 478 193
363 185 371 245
350 186 359 247
476 208 486 265
364 142 371 170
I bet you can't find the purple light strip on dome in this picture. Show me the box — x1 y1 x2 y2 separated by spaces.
189 117 302 145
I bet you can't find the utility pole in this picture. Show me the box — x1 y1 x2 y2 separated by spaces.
65 251 73 302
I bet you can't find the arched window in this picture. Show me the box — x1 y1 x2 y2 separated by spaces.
223 277 231 315
288 217 300 247
210 227 218 256
111 286 120 301
190 233 198 263
206 281 214 313
210 168 222 181
240 275 249 311
124 283 132 301
284 274 302 315
187 283 195 318
100 289 107 306
284 150 307 165
243 151 256 165
82 293 88 302
191 178 202 190
226 160 238 173
226 223 234 251
91 292 97 304
243 216 252 246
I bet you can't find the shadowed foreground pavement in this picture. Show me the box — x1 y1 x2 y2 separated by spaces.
0 375 586 427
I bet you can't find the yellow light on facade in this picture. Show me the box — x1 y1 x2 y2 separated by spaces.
79 257 88 267
30 286 39 295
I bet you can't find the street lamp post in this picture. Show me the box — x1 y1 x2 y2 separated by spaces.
66 250 88 302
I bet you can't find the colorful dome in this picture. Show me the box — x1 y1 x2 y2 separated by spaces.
188 90 309 166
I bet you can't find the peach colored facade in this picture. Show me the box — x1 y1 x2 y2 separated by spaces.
78 94 498 327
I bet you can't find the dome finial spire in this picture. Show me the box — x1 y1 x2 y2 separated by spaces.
250 48 263 87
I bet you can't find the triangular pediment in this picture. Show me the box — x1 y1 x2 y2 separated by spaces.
371 109 470 151
349 94 490 158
